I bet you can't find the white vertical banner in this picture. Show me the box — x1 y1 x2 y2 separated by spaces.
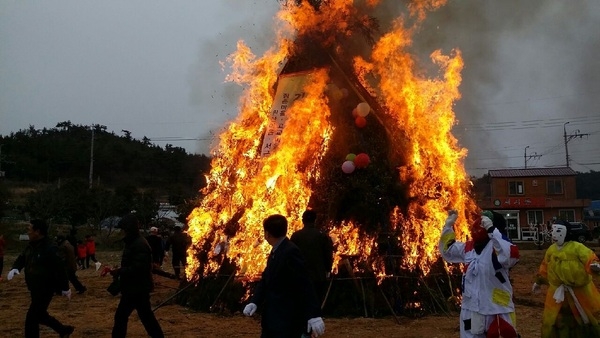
260 71 313 157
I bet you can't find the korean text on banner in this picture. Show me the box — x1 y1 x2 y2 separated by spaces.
260 72 312 157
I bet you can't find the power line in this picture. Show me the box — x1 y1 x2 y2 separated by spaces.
149 137 213 141
454 116 600 132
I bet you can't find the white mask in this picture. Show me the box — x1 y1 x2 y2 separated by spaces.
552 224 567 246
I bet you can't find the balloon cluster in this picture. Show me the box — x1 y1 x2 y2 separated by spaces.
352 102 370 128
341 101 373 174
341 152 370 174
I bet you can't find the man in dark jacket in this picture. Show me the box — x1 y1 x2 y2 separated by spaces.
146 226 165 268
290 209 334 304
57 235 87 294
165 224 191 279
243 214 325 337
111 213 164 338
7 219 74 338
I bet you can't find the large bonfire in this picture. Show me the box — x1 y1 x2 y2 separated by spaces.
185 0 479 314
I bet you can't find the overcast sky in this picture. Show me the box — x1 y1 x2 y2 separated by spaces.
1 1 599 177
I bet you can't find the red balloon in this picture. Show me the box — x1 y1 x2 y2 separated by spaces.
354 153 370 168
355 116 367 128
352 108 359 117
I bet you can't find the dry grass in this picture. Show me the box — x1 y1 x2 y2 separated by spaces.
1 247 599 337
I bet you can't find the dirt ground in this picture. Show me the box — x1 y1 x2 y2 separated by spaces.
1 246 600 337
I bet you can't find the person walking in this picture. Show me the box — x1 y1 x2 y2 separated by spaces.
439 210 520 338
532 219 600 337
85 234 101 271
243 214 325 337
111 213 164 338
146 227 166 268
290 209 334 305
56 235 87 294
165 224 191 279
6 219 74 338
76 240 87 270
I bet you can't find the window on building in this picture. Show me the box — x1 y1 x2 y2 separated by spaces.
508 181 524 195
527 210 544 226
558 210 575 222
547 179 563 195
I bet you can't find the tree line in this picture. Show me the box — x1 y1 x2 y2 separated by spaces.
0 121 598 229
0 121 211 227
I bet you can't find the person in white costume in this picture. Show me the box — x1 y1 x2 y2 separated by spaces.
439 210 520 338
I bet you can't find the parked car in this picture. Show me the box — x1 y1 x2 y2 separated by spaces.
569 222 593 243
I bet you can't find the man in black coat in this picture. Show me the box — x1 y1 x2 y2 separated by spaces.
243 214 325 338
290 209 334 305
165 224 190 279
8 219 74 338
146 226 165 268
111 213 164 338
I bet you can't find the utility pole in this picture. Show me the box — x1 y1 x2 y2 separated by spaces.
563 121 590 167
524 146 541 169
89 127 94 189
563 122 570 167
0 144 4 178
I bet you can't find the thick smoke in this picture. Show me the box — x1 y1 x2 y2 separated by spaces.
189 0 600 173
187 1 278 155
411 1 600 175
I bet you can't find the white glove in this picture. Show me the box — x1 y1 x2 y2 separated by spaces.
481 216 494 231
62 289 72 301
307 317 325 337
444 210 458 228
591 262 600 273
532 283 541 294
7 268 20 280
243 303 257 316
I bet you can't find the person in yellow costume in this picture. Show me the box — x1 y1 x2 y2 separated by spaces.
532 219 600 337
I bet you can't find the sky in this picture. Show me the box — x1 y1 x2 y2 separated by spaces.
1 1 599 177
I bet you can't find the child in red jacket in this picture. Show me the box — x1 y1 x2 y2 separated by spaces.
76 240 87 269
85 235 101 271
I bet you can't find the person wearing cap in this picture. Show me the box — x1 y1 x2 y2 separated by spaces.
439 210 520 338
165 224 191 279
532 219 600 337
243 214 325 337
7 219 75 337
146 227 166 268
111 213 164 338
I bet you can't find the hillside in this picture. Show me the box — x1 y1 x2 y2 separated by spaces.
0 122 212 225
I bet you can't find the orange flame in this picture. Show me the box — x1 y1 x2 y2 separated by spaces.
186 0 475 280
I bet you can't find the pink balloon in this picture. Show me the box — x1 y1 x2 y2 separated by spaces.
341 160 356 174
